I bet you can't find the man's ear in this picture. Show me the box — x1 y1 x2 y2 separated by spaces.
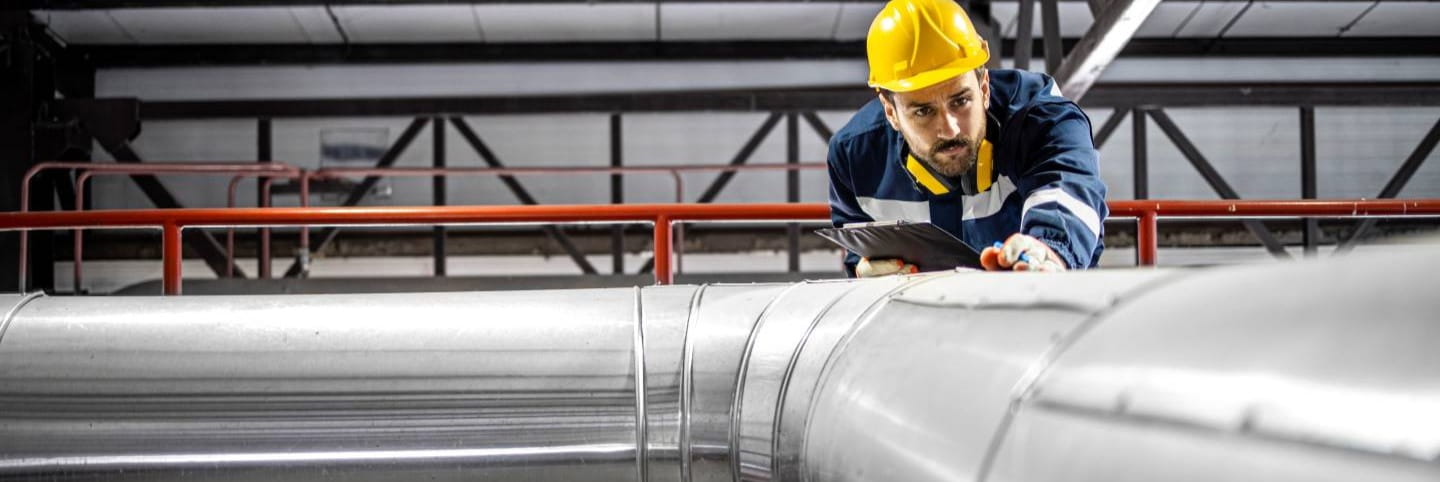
878 91 901 131
978 68 991 109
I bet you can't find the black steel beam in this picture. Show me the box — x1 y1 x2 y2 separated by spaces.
71 37 1440 67
282 117 430 278
256 117 270 279
786 112 800 273
129 83 1440 120
801 111 834 143
1014 0 1034 71
449 116 599 275
1092 107 1126 149
433 115 447 277
1300 106 1318 256
1148 109 1291 259
1131 107 1147 199
1041 0 1063 74
1336 116 1440 252
610 113 624 275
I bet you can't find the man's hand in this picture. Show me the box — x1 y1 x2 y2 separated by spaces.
980 234 1068 272
856 257 918 277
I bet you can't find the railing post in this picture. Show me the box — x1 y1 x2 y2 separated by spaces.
653 215 672 285
1137 211 1158 266
163 222 183 295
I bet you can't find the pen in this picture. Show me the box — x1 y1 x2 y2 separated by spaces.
994 241 1033 264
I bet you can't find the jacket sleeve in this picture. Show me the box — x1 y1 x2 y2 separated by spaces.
828 136 873 277
1013 102 1109 269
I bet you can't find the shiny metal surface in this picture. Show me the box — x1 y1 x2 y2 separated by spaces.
2 245 1438 482
800 270 1175 482
0 290 642 481
682 284 789 482
990 247 1440 482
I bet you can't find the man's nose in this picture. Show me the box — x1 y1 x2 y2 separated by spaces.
937 110 963 138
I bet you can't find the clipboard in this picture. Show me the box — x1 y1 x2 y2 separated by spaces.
816 220 983 271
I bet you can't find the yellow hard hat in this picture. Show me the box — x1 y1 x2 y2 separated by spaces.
867 0 990 93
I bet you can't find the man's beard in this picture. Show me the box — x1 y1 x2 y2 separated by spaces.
911 134 980 178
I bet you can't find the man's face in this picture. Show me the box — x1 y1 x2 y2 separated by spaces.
880 70 990 178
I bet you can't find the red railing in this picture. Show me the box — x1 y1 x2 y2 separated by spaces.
20 161 829 289
0 203 830 294
1106 199 1440 265
20 162 307 292
3 199 1440 295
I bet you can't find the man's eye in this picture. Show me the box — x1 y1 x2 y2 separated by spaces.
953 97 972 107
913 107 933 117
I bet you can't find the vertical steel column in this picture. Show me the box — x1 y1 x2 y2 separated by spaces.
653 216 672 285
1015 0 1035 71
257 118 272 279
1132 108 1148 199
611 113 625 275
163 222 182 295
1300 107 1318 256
432 116 447 277
786 113 801 273
1041 0 1063 74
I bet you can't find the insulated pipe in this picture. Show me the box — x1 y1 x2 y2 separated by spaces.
1 246 1439 482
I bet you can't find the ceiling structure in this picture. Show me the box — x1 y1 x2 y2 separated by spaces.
19 1 1439 66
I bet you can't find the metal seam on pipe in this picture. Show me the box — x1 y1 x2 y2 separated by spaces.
632 286 650 482
971 268 1198 482
770 280 866 482
0 292 46 348
678 284 710 482
728 282 806 481
889 297 1104 313
795 274 944 476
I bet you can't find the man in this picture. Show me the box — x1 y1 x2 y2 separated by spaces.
829 0 1107 277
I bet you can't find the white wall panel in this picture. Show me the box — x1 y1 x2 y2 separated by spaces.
1316 108 1440 199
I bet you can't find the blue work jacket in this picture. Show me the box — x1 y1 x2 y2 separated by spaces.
827 69 1108 275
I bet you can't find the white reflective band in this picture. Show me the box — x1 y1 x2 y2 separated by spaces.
1022 188 1102 239
857 197 931 223
1049 82 1064 98
961 175 1017 222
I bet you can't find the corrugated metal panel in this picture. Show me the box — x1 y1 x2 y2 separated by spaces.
330 5 481 43
1340 2 1440 37
1222 1 1375 38
660 3 844 41
33 10 133 44
832 3 885 41
108 7 317 44
475 4 656 43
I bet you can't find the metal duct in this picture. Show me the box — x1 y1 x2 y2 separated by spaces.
1 246 1438 482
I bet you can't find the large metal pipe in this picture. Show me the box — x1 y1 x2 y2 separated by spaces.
1 245 1438 481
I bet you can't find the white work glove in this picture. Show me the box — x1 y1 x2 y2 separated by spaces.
980 234 1068 272
856 257 918 277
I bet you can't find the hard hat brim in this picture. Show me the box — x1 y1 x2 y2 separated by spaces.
868 52 990 93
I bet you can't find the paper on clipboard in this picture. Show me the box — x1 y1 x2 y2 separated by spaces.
816 220 982 271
